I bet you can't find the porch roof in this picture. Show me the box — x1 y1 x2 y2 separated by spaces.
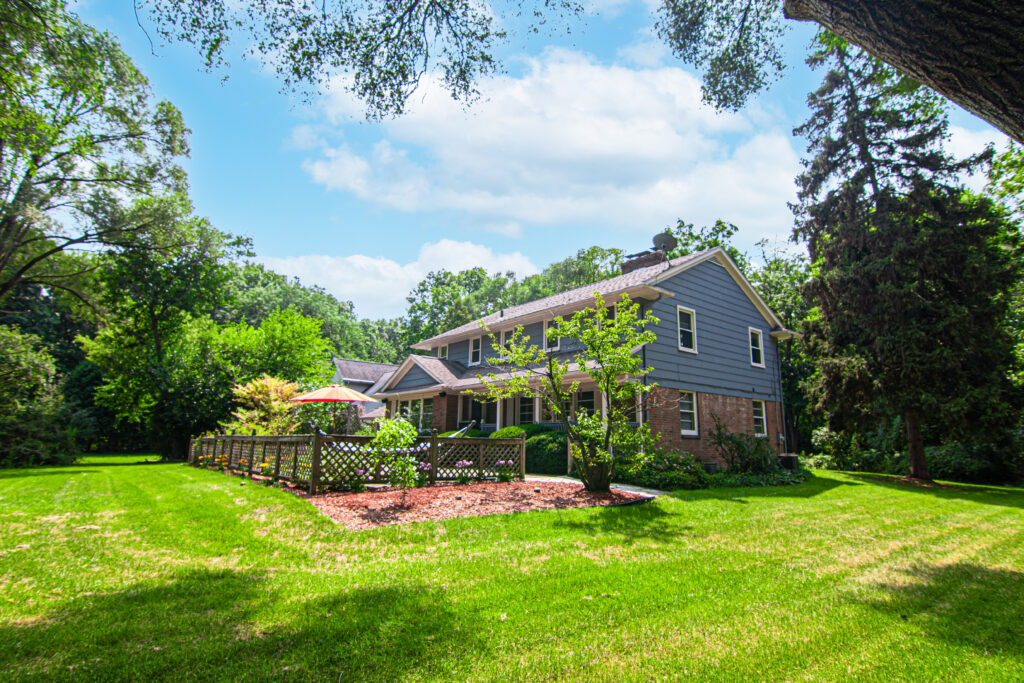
374 352 601 398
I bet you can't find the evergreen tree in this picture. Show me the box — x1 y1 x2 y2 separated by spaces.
793 36 1022 480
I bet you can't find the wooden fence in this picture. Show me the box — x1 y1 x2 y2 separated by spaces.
188 432 526 494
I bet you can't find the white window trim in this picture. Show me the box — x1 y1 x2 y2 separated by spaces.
543 320 560 352
679 390 699 437
438 344 448 359
752 400 767 437
676 305 698 354
749 327 765 368
468 337 482 366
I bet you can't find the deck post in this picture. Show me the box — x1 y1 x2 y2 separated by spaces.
519 433 526 480
309 433 322 495
248 432 257 478
430 430 438 485
273 438 283 482
478 441 484 481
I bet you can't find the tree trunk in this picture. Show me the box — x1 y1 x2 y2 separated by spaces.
784 0 1024 144
904 410 930 480
581 461 612 492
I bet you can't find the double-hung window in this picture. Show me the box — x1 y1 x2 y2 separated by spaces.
752 400 767 437
518 396 534 424
679 391 698 437
749 328 765 367
677 306 697 353
420 398 433 430
469 337 482 365
544 320 560 352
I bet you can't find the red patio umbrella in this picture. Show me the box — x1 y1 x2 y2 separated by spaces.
290 385 375 434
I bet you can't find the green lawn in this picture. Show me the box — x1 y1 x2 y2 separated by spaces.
1 456 1022 681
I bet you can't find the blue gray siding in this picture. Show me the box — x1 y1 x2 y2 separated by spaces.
645 260 781 400
391 364 438 392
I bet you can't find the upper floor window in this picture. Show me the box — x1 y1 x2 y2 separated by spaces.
749 328 764 367
469 337 482 365
679 391 698 437
499 329 515 355
544 320 560 352
752 400 767 437
438 345 448 359
677 306 697 353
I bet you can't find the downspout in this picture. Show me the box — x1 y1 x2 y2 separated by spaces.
640 301 647 428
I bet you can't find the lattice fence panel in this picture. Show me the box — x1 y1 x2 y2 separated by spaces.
319 436 383 485
293 438 314 483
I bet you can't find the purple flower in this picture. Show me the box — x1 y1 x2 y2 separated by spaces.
455 460 474 468
418 462 432 471
355 469 365 476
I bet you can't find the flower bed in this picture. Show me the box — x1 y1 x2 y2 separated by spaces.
300 481 648 530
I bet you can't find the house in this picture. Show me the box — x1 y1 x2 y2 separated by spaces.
372 247 797 467
330 358 397 420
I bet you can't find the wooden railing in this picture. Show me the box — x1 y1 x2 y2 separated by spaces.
188 432 526 494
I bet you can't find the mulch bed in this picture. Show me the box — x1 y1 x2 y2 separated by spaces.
299 481 649 530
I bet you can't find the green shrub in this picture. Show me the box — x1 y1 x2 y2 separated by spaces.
0 325 81 467
616 448 708 490
706 468 811 488
709 417 779 475
490 425 525 439
519 423 555 437
525 431 568 474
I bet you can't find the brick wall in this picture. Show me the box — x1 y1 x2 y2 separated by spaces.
647 387 782 468
432 394 459 433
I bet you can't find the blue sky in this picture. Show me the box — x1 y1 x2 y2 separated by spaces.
76 1 1006 318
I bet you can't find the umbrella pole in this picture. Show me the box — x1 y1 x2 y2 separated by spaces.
332 404 337 434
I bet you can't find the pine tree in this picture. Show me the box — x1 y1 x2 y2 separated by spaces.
793 35 1022 480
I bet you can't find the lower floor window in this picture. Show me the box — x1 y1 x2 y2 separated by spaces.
397 398 433 432
680 391 698 437
752 400 767 437
518 396 534 424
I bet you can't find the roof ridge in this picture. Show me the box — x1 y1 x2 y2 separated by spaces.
415 248 714 345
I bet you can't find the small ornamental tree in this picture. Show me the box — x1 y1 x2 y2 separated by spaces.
370 417 419 505
476 293 658 492
220 375 300 435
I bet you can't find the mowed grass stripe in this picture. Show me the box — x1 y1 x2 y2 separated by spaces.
0 455 1022 681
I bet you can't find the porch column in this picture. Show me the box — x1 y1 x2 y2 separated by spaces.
496 398 503 429
601 391 607 419
534 395 541 423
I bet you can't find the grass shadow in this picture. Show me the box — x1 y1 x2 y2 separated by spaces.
845 472 1024 510
551 499 691 544
858 561 1024 661
667 471 857 504
1 569 480 681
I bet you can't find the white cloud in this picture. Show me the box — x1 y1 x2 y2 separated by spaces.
302 48 801 243
616 30 670 68
258 239 538 318
948 125 1010 192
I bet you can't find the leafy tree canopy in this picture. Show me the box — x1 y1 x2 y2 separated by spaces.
1 0 189 302
123 0 1024 142
794 37 1023 479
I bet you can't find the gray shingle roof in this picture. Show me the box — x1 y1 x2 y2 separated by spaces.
416 250 709 346
332 358 399 384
